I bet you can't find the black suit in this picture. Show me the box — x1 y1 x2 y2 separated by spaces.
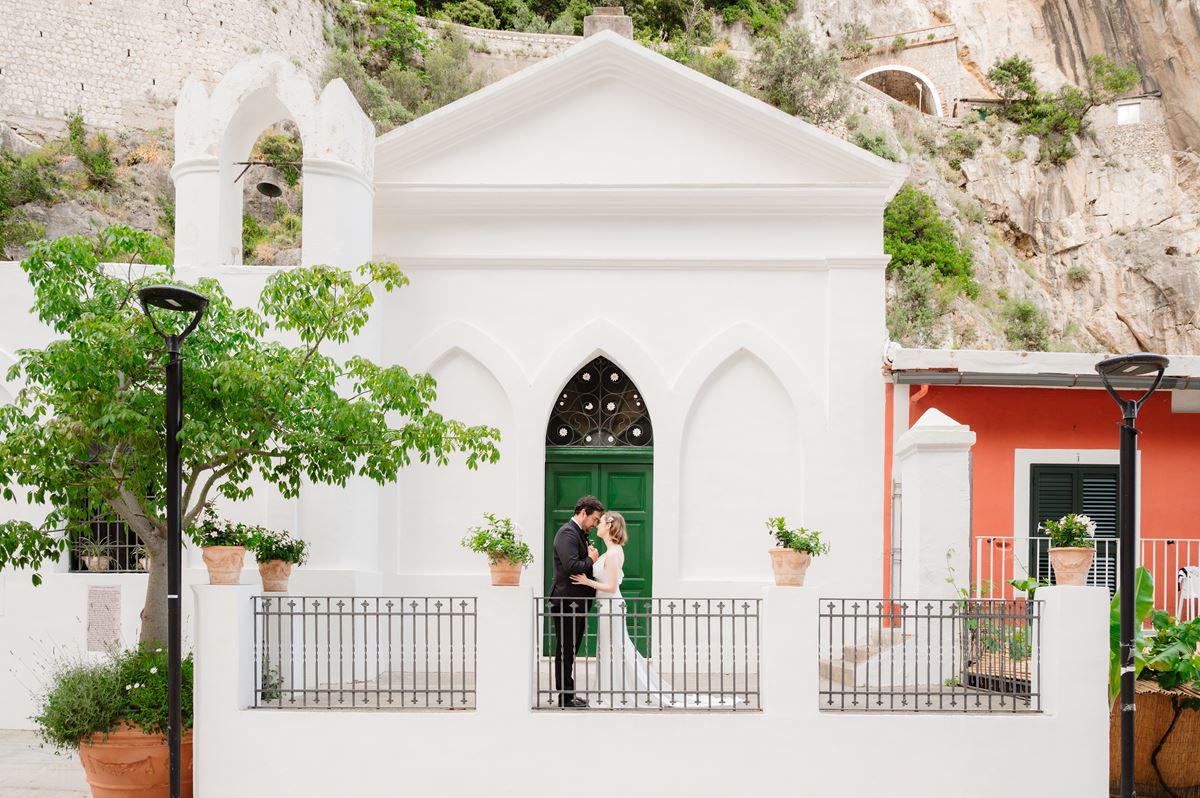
550 519 595 705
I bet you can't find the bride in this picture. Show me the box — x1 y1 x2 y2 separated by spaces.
570 512 675 707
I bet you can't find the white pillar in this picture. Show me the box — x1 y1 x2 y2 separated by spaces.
474 585 533 715
894 408 975 599
193 584 256 798
761 585 818 719
171 157 222 268
1038 585 1109 794
300 158 374 268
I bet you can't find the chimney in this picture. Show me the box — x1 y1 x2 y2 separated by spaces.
583 6 633 38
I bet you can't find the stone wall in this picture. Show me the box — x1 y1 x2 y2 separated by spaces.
0 0 330 134
846 33 966 117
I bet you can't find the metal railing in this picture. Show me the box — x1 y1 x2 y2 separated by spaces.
533 597 761 711
253 596 477 709
818 598 1041 713
973 535 1200 620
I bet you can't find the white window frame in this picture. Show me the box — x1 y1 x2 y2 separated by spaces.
1011 448 1140 579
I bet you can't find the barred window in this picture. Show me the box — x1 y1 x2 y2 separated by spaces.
70 499 146 573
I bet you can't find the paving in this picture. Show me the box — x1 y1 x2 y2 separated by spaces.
0 729 88 797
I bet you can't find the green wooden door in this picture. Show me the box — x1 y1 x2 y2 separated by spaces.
1029 464 1119 592
544 449 653 655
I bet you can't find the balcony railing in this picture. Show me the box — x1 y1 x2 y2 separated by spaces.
252 596 477 709
818 598 1042 713
972 535 1200 620
532 596 761 711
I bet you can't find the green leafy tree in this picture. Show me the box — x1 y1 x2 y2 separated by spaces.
750 24 849 125
445 0 500 28
884 184 976 298
368 0 428 65
0 226 500 644
986 55 1038 110
1085 53 1139 108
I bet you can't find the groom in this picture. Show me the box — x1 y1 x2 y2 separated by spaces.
549 495 603 707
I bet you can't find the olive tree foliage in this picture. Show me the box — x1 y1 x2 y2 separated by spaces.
0 226 500 644
749 23 849 126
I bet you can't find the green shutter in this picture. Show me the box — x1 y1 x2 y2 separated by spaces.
1029 464 1118 592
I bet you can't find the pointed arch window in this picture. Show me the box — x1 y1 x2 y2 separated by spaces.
546 356 652 447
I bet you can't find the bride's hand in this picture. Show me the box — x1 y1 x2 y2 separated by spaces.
569 574 589 585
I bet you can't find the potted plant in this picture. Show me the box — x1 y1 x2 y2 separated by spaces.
766 516 829 587
461 513 534 586
133 545 149 571
1041 513 1095 586
188 508 248 585
77 537 112 572
249 527 308 592
33 644 194 797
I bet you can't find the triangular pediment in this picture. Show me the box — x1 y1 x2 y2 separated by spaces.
373 31 907 189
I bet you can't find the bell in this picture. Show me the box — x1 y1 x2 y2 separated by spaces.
255 166 285 198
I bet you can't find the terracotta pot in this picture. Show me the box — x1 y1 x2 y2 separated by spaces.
200 546 245 585
488 558 523 586
83 556 111 572
768 547 812 587
259 559 293 592
1049 546 1094 586
78 723 192 798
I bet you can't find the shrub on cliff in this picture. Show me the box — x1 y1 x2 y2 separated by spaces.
884 183 977 298
750 24 849 125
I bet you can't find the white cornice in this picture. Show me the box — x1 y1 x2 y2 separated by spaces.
372 183 892 216
378 255 889 271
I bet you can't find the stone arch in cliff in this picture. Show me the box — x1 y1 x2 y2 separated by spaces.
855 64 944 117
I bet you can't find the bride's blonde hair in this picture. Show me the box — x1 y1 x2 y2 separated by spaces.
603 512 628 545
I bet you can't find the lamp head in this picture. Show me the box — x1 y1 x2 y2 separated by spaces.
1095 353 1170 380
1095 352 1170 416
138 285 209 343
139 285 209 314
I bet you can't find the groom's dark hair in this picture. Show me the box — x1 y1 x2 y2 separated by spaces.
574 495 604 515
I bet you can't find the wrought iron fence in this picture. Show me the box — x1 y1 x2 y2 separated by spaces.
532 596 760 711
253 596 476 709
818 598 1041 713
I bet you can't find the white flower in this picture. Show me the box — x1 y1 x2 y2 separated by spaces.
125 685 132 691
155 648 163 653
149 667 158 675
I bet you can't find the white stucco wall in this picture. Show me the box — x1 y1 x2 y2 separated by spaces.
191 583 1110 798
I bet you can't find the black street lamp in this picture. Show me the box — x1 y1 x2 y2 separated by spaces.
138 285 209 798
1095 352 1169 798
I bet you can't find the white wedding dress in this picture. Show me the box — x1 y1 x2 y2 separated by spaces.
591 552 676 707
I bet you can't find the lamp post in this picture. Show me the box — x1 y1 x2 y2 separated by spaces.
1095 352 1169 798
138 285 209 798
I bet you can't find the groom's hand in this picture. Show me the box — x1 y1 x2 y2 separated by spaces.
588 545 599 562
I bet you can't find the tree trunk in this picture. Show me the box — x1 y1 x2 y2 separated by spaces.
139 542 168 645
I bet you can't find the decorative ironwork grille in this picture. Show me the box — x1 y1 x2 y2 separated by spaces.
533 596 760 711
546 357 652 447
818 598 1041 713
253 596 477 709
